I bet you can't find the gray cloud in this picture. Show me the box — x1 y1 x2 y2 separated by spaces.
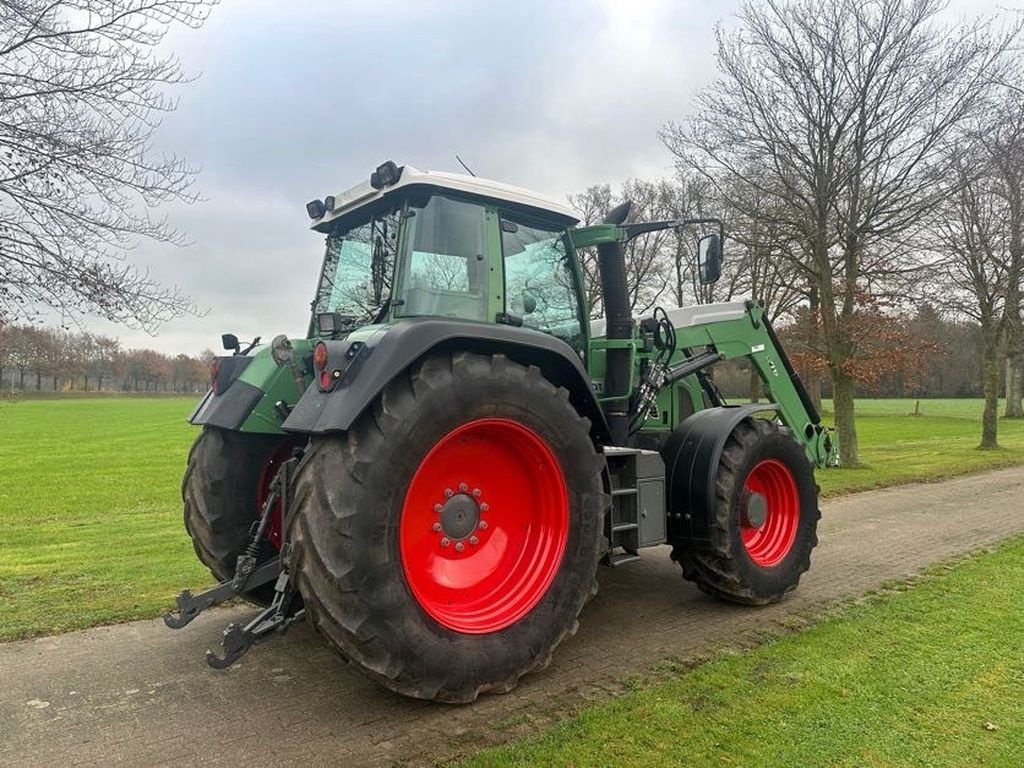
85 0 1013 354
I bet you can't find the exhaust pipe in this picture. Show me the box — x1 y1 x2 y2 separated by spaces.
598 201 633 445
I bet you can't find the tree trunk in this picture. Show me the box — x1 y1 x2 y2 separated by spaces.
1005 355 1023 417
52 375 58 391
981 326 1000 449
831 370 860 467
19 369 25 389
749 365 761 403
806 374 822 414
98 375 104 390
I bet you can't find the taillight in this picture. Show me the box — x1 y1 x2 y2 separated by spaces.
210 359 221 394
313 342 328 372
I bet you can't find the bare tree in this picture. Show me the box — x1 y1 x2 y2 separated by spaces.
664 0 1019 466
935 147 1009 449
985 91 1024 417
0 0 216 330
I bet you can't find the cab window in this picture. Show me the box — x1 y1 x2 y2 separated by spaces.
502 217 582 345
396 195 488 321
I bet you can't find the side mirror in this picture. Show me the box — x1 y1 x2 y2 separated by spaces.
221 333 240 353
697 234 722 285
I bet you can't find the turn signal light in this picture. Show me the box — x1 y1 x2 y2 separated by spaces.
210 359 221 394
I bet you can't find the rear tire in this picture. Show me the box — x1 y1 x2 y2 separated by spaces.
286 352 607 702
671 418 819 605
182 427 296 604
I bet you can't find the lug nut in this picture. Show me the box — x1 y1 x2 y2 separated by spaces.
472 488 481 497
459 482 469 492
478 521 488 530
440 537 450 547
434 504 443 513
479 503 489 512
469 535 479 545
444 488 454 498
455 542 465 552
432 522 442 532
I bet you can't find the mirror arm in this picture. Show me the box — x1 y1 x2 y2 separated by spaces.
621 217 724 242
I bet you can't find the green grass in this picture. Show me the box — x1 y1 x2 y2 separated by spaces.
817 398 1024 496
0 397 1022 641
0 398 208 640
464 537 1024 767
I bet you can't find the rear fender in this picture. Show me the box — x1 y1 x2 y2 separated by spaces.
660 404 778 548
282 319 610 443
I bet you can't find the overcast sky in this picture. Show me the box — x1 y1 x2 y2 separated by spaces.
84 0 1016 355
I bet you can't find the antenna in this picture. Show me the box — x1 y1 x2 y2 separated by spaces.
454 154 476 177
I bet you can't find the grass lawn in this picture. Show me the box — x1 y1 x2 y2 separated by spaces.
0 397 208 640
0 397 1022 641
463 536 1024 767
817 398 1024 496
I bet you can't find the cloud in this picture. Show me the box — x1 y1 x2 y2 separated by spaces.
90 0 1013 355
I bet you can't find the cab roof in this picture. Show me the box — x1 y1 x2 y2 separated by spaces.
310 164 581 232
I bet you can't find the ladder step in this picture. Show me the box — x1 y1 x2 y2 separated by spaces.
611 522 638 533
611 488 637 497
608 551 640 567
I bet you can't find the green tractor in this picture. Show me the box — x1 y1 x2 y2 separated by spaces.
166 161 837 703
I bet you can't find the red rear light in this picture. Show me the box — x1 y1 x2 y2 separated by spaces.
319 370 332 389
210 359 221 394
313 342 328 372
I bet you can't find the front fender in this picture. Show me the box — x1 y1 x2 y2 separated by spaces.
189 340 314 434
282 319 609 442
660 404 779 548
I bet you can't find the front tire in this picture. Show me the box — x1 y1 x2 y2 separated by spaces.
671 418 820 605
286 352 607 702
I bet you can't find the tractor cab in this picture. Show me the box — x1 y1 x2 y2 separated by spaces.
306 162 587 351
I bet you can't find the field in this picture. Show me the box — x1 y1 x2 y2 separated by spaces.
464 536 1024 767
0 398 207 640
1 396 1023 641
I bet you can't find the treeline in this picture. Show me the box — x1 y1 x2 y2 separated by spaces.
0 325 211 394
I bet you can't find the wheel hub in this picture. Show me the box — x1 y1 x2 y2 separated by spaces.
742 491 768 529
439 492 480 540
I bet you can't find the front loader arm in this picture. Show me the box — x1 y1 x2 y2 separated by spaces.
669 301 838 467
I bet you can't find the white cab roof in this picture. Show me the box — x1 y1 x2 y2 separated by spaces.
312 165 581 231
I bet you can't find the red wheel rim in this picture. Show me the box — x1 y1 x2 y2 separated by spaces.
257 441 293 550
740 459 799 567
399 418 568 634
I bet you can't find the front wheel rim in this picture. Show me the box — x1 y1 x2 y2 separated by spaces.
399 418 569 634
740 458 800 567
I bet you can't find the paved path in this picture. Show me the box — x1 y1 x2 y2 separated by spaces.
3 467 1023 767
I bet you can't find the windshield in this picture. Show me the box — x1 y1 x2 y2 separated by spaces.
313 205 400 331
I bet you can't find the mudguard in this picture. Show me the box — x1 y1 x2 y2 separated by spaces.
189 341 314 434
282 319 609 441
660 404 779 548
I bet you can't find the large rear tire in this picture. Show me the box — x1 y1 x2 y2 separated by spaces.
182 427 297 603
671 418 820 605
286 352 607 702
